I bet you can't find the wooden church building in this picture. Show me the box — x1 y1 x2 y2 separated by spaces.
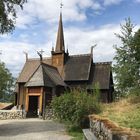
15 13 114 117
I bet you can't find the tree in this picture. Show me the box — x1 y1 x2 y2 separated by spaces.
0 62 15 102
0 0 26 34
133 29 140 88
113 18 140 95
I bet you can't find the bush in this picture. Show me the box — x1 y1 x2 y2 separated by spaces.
51 89 102 128
128 88 140 96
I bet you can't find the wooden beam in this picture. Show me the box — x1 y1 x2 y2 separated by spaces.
42 91 46 119
39 92 43 113
39 87 44 113
28 93 41 96
25 87 44 114
25 88 29 112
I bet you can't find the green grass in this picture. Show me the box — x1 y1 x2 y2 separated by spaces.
99 96 140 133
66 126 83 140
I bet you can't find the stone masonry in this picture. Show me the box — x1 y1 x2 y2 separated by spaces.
0 110 22 120
44 108 56 120
89 115 140 140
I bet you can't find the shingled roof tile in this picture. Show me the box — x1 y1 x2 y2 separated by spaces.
25 63 66 87
17 58 52 83
64 54 92 81
89 62 112 89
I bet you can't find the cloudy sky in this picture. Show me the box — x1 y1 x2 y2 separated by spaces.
0 0 140 78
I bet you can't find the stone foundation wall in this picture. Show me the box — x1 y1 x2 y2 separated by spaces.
44 108 56 120
0 110 23 120
89 115 140 140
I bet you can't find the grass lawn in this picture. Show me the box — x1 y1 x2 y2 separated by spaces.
99 96 140 134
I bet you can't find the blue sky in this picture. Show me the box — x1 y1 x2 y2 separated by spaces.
0 0 140 77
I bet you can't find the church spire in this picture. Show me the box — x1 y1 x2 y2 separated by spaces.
55 13 65 52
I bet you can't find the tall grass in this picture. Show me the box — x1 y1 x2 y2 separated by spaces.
100 95 140 133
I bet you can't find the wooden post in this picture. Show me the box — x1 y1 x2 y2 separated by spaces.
39 87 43 114
17 84 20 109
42 90 46 120
25 88 29 112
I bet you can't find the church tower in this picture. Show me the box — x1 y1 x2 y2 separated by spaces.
51 13 68 74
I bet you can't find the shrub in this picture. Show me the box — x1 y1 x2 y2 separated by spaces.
51 88 102 128
129 88 140 97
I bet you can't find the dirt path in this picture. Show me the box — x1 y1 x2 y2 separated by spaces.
0 119 72 140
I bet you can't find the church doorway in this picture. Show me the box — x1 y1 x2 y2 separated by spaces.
27 96 38 118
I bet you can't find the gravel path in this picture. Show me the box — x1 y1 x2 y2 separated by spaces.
0 119 72 140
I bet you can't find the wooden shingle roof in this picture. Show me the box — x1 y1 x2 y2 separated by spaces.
17 55 112 90
17 58 51 83
25 63 66 87
64 54 92 81
89 62 112 89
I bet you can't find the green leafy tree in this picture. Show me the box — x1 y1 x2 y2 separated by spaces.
113 18 140 95
0 62 15 102
0 0 26 34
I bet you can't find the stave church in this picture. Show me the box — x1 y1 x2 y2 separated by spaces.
15 13 114 117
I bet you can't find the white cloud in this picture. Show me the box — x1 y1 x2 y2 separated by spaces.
64 24 121 62
15 0 128 29
91 2 102 10
0 42 35 76
0 23 122 77
0 0 138 78
15 0 103 29
16 13 35 29
1 22 139 78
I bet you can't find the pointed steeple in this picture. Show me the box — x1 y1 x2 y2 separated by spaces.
55 13 65 52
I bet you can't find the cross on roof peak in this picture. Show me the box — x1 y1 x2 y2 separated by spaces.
39 49 44 55
60 1 64 10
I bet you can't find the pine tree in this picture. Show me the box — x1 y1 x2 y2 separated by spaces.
132 29 140 88
113 18 140 94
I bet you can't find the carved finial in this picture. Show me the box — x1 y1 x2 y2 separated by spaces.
52 47 54 51
66 44 69 54
52 42 54 52
67 48 69 54
23 51 28 61
91 44 97 58
37 49 44 62
37 51 42 62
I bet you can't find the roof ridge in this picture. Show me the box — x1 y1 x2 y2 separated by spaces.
42 65 55 87
41 62 57 70
42 63 65 86
27 57 51 61
25 64 43 87
70 53 91 57
95 62 112 65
